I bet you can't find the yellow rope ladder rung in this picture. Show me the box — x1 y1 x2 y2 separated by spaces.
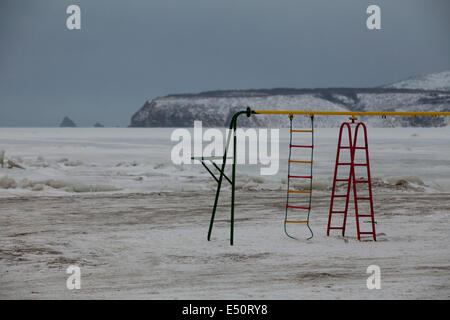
290 129 314 133
287 190 312 194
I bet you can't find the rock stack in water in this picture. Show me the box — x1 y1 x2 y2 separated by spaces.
59 116 77 127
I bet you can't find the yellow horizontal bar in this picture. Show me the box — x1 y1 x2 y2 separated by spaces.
285 220 309 223
288 190 312 194
290 129 314 133
289 160 313 164
254 110 450 117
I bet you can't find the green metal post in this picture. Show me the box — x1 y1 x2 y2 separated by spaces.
208 109 248 243
207 127 232 241
230 114 237 245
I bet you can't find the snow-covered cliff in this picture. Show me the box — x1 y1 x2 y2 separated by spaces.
130 72 450 128
383 70 450 92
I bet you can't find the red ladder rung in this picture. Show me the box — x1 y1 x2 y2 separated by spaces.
356 197 371 201
286 205 311 210
328 227 344 230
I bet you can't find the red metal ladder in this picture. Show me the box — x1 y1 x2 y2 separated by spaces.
327 120 376 241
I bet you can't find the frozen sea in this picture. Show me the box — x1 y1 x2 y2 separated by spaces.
0 127 449 299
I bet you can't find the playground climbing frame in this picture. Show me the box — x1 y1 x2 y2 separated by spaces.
195 107 450 245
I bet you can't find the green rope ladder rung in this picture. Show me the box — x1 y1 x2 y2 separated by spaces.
284 115 314 240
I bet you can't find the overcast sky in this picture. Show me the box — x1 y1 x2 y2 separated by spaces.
1 0 449 126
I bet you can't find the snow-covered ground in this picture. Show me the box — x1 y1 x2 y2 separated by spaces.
0 127 449 299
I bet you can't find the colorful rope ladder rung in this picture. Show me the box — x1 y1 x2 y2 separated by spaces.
288 160 313 164
288 175 312 179
290 144 314 148
290 129 314 133
285 220 309 224
286 205 311 210
287 190 311 194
